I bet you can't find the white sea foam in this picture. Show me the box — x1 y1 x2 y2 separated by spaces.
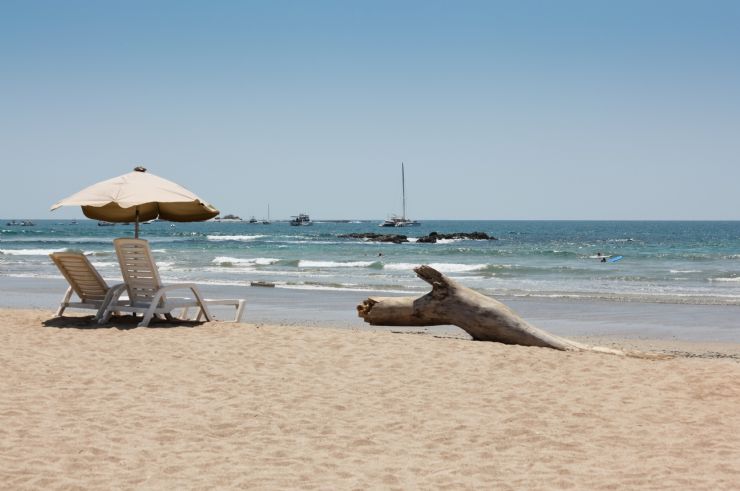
178 278 252 287
207 235 265 241
277 283 410 294
1 273 62 279
429 262 488 273
710 277 740 282
383 262 487 273
383 262 422 271
0 237 109 244
406 237 419 243
0 248 66 256
281 240 346 245
435 238 463 244
212 256 280 266
298 260 378 268
92 249 117 255
670 270 701 274
91 261 118 268
213 256 248 265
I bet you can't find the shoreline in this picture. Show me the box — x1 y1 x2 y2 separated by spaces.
2 275 740 344
5 306 740 361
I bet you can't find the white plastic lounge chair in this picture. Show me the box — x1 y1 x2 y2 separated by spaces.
50 252 126 319
99 238 245 327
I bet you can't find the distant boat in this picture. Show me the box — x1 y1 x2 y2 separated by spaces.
380 162 420 227
214 214 243 222
6 220 35 226
261 204 271 224
248 216 258 224
97 221 115 227
290 213 312 226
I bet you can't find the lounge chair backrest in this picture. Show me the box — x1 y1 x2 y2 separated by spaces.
50 252 109 303
114 238 165 306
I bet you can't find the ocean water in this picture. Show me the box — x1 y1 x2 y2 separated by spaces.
1 219 739 306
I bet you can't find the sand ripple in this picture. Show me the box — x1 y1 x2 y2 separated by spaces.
1 308 740 489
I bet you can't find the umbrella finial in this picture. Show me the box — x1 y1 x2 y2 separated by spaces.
134 166 147 172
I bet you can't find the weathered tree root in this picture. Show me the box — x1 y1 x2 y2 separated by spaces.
357 265 667 359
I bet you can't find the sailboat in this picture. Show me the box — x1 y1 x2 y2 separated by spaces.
380 162 420 227
261 204 271 224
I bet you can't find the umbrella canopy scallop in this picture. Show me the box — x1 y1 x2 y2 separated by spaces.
51 167 219 223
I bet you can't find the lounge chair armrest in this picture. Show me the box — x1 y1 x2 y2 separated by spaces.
152 283 213 322
109 283 127 294
202 298 246 322
154 283 200 293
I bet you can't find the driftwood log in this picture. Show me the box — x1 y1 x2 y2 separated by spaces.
358 265 659 357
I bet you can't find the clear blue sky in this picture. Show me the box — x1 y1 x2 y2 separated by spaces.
1 0 738 220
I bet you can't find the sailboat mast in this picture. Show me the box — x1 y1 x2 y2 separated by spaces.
401 162 406 220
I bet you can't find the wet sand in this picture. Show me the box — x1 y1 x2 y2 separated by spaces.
2 275 740 342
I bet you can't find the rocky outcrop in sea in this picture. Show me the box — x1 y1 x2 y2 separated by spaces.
338 231 496 244
416 232 496 243
338 233 408 243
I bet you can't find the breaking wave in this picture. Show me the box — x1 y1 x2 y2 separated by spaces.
207 235 265 242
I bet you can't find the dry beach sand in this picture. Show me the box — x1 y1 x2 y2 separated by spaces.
2 308 740 490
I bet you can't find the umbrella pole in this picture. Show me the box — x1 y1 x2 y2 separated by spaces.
135 207 139 239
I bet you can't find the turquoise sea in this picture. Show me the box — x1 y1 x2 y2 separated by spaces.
2 219 740 306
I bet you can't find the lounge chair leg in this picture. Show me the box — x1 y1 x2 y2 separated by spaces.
94 284 123 321
99 288 126 325
138 309 156 327
188 287 213 322
138 291 166 327
56 287 74 316
235 300 246 322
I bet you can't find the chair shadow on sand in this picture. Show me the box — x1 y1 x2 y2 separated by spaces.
43 314 206 330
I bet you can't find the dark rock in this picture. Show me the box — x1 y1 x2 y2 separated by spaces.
338 231 495 244
417 231 497 243
338 233 409 243
416 235 437 243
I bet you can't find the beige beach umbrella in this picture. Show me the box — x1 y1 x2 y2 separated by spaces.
50 167 219 238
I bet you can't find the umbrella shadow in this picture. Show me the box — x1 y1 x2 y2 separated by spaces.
43 314 206 330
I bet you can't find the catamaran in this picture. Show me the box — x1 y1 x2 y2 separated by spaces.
380 162 420 227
